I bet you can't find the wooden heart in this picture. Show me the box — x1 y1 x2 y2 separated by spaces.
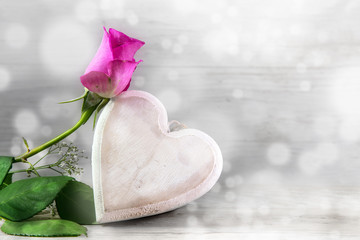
92 90 223 223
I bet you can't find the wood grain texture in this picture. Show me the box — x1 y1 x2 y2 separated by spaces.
1 0 360 239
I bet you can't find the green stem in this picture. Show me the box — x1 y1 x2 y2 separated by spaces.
8 169 27 174
26 161 40 177
49 167 63 175
13 107 94 162
9 163 57 174
36 162 59 170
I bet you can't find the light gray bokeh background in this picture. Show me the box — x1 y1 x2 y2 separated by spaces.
1 0 360 239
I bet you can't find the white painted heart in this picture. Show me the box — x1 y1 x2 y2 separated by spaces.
92 90 222 223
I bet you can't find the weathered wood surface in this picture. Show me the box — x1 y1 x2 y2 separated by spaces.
1 0 360 239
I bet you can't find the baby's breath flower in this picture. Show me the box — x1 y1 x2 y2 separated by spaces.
25 141 87 177
49 141 85 176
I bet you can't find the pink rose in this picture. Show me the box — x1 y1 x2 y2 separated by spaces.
80 27 144 98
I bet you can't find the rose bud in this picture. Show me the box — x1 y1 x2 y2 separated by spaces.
80 27 144 98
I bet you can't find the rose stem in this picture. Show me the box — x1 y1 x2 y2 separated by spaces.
13 107 94 162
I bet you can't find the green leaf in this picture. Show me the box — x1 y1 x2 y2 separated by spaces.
59 88 88 104
93 98 110 129
22 137 30 152
81 91 103 115
56 181 96 224
0 176 73 221
1 219 87 237
0 173 12 190
0 156 12 185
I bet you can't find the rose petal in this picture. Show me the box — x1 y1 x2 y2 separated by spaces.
109 28 145 61
80 71 115 98
84 27 113 75
108 60 141 96
123 81 131 92
111 42 145 61
81 27 144 97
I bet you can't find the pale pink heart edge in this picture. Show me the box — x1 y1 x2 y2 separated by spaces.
92 90 223 223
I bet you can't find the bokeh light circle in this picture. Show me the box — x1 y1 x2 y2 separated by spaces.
14 109 40 135
75 0 99 22
39 96 62 119
0 66 11 91
232 89 243 99
161 39 172 49
157 89 182 113
267 142 291 166
203 28 239 58
10 145 21 156
5 23 30 49
298 151 321 175
126 12 139 25
173 43 183 54
339 119 360 142
331 68 360 116
40 20 94 78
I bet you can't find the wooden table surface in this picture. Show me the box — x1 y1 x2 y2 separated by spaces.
1 0 360 239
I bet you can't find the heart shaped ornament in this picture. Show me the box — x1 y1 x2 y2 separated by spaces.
92 90 223 223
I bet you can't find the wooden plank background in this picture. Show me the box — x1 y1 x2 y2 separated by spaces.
1 0 360 239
